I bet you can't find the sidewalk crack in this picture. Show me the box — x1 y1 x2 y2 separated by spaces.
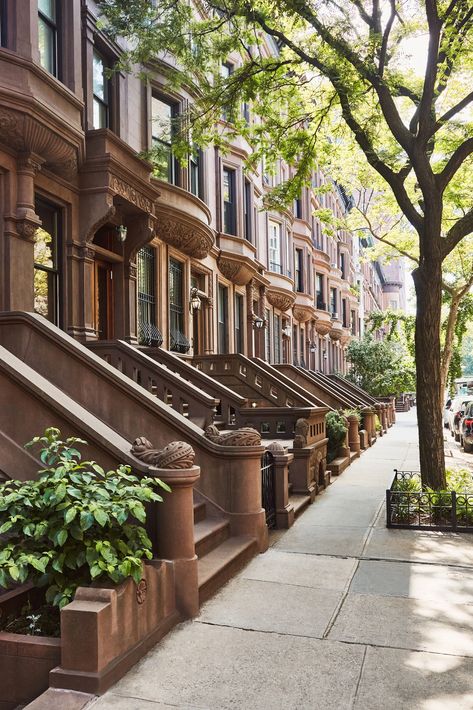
350 645 368 710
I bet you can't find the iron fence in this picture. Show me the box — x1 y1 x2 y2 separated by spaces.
261 450 276 529
386 470 473 532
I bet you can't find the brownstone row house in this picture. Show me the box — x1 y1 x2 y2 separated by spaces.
0 4 403 704
0 0 404 374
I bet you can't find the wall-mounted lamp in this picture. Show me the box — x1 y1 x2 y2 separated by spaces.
309 341 317 353
189 287 202 313
323 352 328 360
116 224 127 243
253 315 265 329
282 325 292 338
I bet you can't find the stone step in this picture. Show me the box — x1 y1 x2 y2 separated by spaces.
198 536 258 605
327 456 350 476
288 493 312 519
193 500 207 524
194 517 230 558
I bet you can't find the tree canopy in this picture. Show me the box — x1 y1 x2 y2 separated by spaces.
99 0 473 487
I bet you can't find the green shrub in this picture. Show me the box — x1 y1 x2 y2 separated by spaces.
0 428 170 608
325 411 348 460
342 408 361 424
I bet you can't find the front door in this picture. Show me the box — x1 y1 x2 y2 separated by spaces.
95 260 113 340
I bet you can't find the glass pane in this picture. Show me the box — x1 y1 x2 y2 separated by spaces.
34 227 54 268
93 98 107 129
34 268 56 322
38 0 55 21
93 51 106 100
151 97 172 142
38 18 54 73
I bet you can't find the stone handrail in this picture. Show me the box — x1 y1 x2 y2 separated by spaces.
314 371 367 408
328 374 378 406
88 340 219 429
253 358 330 408
0 313 267 549
141 345 247 426
276 365 355 410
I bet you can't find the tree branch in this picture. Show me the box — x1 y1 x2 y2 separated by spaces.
437 137 473 191
443 207 473 256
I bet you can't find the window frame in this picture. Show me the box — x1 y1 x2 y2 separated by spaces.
34 196 62 327
0 0 8 48
217 283 229 354
151 93 181 185
235 293 244 354
268 220 282 274
243 178 252 242
222 166 237 235
92 48 110 129
38 0 60 78
295 248 304 292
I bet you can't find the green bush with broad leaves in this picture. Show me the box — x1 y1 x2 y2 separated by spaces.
325 411 348 461
0 428 170 609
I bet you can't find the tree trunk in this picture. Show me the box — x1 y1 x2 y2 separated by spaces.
440 294 460 396
412 258 446 490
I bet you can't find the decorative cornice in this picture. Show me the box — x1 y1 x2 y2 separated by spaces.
218 254 258 286
155 207 214 259
292 304 313 323
266 286 296 313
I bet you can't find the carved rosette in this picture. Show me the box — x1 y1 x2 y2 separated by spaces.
266 288 296 313
131 437 195 469
292 305 313 323
204 424 261 447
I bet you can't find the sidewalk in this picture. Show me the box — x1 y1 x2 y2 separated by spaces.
89 411 473 710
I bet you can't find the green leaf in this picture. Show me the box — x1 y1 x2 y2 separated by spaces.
80 511 94 531
93 509 108 527
64 507 77 524
56 529 68 546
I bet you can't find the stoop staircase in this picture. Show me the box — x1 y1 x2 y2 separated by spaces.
193 494 258 604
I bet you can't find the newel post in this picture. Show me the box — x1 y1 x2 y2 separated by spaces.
132 438 200 618
267 442 295 529
347 415 361 455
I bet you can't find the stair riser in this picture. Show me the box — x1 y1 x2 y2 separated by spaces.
198 543 258 605
195 524 230 558
193 502 206 524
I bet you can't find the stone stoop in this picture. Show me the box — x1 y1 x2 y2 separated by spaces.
327 456 351 476
193 500 258 606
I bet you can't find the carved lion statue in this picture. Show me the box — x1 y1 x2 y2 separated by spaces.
293 418 310 449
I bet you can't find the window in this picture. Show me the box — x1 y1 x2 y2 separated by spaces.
137 246 162 347
340 251 346 279
294 197 303 219
38 0 59 77
300 329 305 368
243 179 252 241
351 309 356 335
292 324 298 365
390 299 398 310
342 298 348 327
235 294 244 354
242 102 250 123
223 167 237 235
295 249 304 292
265 308 271 362
92 50 109 129
0 0 7 47
316 274 325 309
34 198 61 325
307 254 311 293
189 148 203 198
268 221 282 273
169 259 189 353
218 284 228 354
152 96 179 184
273 314 281 364
221 62 234 121
330 287 338 317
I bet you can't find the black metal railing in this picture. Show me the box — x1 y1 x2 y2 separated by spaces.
386 470 473 532
261 450 276 529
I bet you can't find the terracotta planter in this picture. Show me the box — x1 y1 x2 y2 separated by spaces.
0 585 61 709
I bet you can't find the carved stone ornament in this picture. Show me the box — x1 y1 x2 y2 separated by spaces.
217 256 255 286
155 209 214 259
267 441 286 454
16 217 41 240
293 418 309 449
329 322 343 341
136 578 148 604
292 305 313 323
204 424 261 447
131 437 195 469
266 288 296 313
315 319 332 336
110 175 154 214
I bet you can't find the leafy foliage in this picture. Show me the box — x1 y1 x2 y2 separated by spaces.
0 428 170 609
325 411 348 459
345 335 416 397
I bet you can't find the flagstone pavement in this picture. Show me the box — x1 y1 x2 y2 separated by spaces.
42 411 473 709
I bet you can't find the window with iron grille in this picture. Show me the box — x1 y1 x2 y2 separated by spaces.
38 0 59 77
169 258 189 353
137 246 162 347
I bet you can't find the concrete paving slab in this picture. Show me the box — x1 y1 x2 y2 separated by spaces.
365 528 473 566
198 577 342 637
351 559 473 605
275 524 368 557
241 548 356 590
329 592 473 656
90 697 194 709
354 645 473 710
295 501 379 528
90 623 365 710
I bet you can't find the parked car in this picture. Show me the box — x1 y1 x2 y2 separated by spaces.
444 397 452 428
449 395 473 441
460 402 473 453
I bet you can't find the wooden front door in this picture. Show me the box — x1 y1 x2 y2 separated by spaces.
95 260 114 340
